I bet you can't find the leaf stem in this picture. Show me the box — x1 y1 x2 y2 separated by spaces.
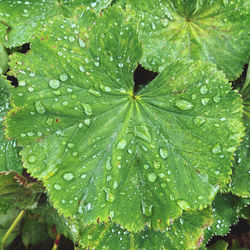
1 210 25 250
51 233 61 250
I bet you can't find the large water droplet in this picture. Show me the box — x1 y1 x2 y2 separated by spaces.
177 200 190 210
82 103 93 116
84 119 91 126
159 148 168 159
49 79 60 89
212 143 222 154
35 100 46 114
147 172 157 182
116 139 127 150
63 172 74 181
175 99 194 110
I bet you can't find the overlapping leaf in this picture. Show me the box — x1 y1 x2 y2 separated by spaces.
128 0 250 80
79 209 213 249
6 7 244 232
0 76 22 173
0 0 112 48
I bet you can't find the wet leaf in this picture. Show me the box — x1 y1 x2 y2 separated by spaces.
128 0 250 80
6 7 244 232
79 209 213 249
0 0 112 48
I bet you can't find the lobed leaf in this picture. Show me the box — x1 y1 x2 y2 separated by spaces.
0 0 112 48
79 209 213 249
6 7 244 232
128 0 250 80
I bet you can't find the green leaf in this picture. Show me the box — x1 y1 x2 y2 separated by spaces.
231 121 250 198
208 240 228 250
128 0 250 80
0 44 8 74
0 0 112 48
6 7 244 232
0 172 42 213
204 193 250 245
79 209 213 249
0 76 22 174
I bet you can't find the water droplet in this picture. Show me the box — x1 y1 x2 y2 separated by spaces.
193 116 206 126
144 164 150 170
191 94 196 100
82 103 93 116
197 196 203 200
62 101 69 107
116 139 127 150
105 189 115 203
46 117 53 126
213 94 221 103
170 194 175 201
175 99 194 110
79 38 86 47
49 79 60 89
153 161 161 169
106 175 112 182
212 143 222 154
54 184 62 190
159 148 168 159
79 66 85 72
141 200 153 216
84 119 91 126
113 181 118 189
147 172 157 182
27 154 36 163
87 234 93 240
200 85 208 94
105 157 112 171
88 88 101 96
67 143 74 148
59 73 68 81
28 87 34 92
94 61 100 67
72 151 78 157
81 174 86 179
118 63 124 68
161 183 167 189
177 200 190 210
35 100 46 114
201 98 210 106
69 36 75 43
85 202 92 211
63 172 74 181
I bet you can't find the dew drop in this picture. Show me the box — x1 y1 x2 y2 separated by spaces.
81 174 87 179
141 200 153 216
79 66 85 72
67 143 74 148
27 154 36 164
63 172 74 181
161 183 167 189
59 73 68 81
82 103 93 116
212 143 222 154
193 116 206 126
143 164 150 170
159 148 168 159
175 99 194 110
106 175 112 182
147 172 157 182
201 98 210 106
49 79 60 89
213 94 221 103
62 101 69 107
54 184 62 190
153 161 161 169
105 189 115 203
118 63 124 68
200 85 208 94
113 180 118 189
105 157 112 171
35 100 46 114
46 117 53 126
116 139 127 150
79 38 86 47
84 119 91 126
69 36 75 43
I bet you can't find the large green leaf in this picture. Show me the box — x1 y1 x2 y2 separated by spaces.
231 121 250 198
127 0 250 80
79 209 213 249
6 7 244 232
0 0 112 48
0 76 22 174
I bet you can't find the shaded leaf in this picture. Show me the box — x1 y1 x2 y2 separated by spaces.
79 209 213 249
6 7 244 232
208 240 228 250
0 172 42 213
128 0 250 80
0 76 22 174
0 0 111 48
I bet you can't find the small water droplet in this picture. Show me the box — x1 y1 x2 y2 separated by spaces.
67 143 74 148
159 148 168 159
69 36 75 43
81 174 87 179
118 63 124 68
62 101 69 107
144 164 150 170
161 183 167 188
106 175 112 182
105 188 115 203
63 172 74 181
35 100 46 114
193 116 206 126
117 139 127 150
105 157 112 171
113 180 118 189
147 172 157 182
212 143 222 154
81 103 93 116
79 66 85 72
175 99 194 110
200 85 208 94
79 38 86 47
201 98 210 106
27 154 36 163
153 161 161 169
197 196 203 200
49 79 60 89
59 73 68 81
177 200 190 210
170 194 175 201
46 117 53 126
141 200 153 216
213 94 221 103
84 119 91 126
54 184 62 190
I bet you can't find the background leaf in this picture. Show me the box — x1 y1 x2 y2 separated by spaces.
128 0 250 80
